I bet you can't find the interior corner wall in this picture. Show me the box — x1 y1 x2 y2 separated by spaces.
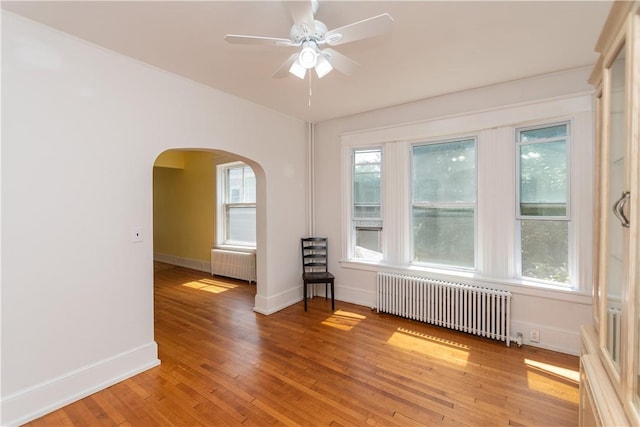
312 66 596 356
1 12 307 425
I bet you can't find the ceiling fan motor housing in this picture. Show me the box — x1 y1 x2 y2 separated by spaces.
290 20 327 45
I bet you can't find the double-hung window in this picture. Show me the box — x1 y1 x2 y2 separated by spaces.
516 123 570 284
352 148 383 260
411 138 476 268
219 162 256 247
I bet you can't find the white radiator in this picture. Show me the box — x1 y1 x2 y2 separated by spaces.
607 307 622 363
377 272 512 346
210 249 256 283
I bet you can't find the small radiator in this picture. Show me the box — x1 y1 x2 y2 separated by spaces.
607 307 622 363
377 272 512 346
211 249 256 283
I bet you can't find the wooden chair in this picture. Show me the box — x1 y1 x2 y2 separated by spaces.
301 237 335 311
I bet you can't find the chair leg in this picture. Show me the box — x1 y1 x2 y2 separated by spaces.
304 281 307 312
330 281 335 311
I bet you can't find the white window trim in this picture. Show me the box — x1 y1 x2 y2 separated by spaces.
340 93 594 298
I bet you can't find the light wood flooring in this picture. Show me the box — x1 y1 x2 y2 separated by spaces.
25 264 580 426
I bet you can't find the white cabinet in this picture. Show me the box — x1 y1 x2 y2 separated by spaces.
581 2 640 425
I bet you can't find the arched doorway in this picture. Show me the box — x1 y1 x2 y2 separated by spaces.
152 148 264 300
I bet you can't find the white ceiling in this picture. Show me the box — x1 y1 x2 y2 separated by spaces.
2 1 612 123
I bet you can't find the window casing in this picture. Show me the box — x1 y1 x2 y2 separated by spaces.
218 162 256 247
411 138 477 269
516 123 570 285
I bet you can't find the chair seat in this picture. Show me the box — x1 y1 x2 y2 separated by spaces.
302 271 335 283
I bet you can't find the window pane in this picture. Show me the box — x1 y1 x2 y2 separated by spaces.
413 207 474 268
226 166 256 203
355 226 383 260
227 168 243 203
354 205 381 219
354 164 381 204
242 167 256 203
355 150 381 164
354 149 381 216
353 148 383 260
520 124 567 141
519 140 567 216
226 206 256 244
521 220 568 283
413 139 476 203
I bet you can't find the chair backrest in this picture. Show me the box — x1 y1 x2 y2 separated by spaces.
301 237 329 273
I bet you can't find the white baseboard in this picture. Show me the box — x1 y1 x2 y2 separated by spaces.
1 342 160 426
334 284 376 309
510 320 580 356
254 285 303 315
154 252 211 273
254 283 372 315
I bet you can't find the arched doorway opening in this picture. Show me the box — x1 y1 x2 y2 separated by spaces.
152 148 264 300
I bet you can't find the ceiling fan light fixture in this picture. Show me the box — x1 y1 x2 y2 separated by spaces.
298 45 318 69
289 60 306 79
315 55 333 78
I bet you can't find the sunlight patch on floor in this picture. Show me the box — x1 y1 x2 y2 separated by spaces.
322 310 366 331
182 279 238 293
525 358 579 403
525 359 580 383
387 327 470 362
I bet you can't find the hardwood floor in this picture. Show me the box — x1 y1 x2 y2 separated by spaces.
26 264 580 426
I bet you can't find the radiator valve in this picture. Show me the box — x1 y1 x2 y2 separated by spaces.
515 332 523 348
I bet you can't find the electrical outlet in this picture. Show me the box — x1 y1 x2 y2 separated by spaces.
529 329 540 343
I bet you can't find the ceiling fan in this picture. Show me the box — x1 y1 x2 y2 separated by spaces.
224 0 393 80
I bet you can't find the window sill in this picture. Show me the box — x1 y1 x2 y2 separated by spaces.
339 259 592 305
213 245 256 254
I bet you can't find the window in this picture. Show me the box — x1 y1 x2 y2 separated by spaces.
352 148 382 260
340 94 592 293
412 138 476 268
219 162 256 246
516 123 570 284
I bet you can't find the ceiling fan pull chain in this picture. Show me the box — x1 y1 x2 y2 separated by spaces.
308 72 313 107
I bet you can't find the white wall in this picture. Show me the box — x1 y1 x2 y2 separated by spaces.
313 67 596 356
1 12 307 425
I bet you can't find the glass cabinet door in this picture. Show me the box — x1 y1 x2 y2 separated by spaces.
602 44 627 373
632 9 640 417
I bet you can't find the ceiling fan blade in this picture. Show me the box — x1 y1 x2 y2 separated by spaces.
225 34 295 47
285 0 316 35
324 13 394 46
273 53 299 78
322 48 359 76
